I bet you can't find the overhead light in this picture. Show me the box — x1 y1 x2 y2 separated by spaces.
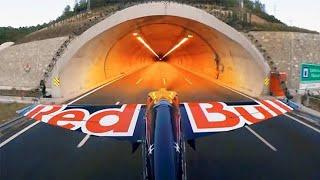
161 34 192 59
134 34 160 60
187 34 193 38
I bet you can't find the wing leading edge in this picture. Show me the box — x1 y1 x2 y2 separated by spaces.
181 99 293 140
18 99 293 142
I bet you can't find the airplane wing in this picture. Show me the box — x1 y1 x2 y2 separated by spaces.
17 99 293 142
180 99 294 140
17 104 145 142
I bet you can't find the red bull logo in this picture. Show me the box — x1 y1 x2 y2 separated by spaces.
184 100 293 133
25 104 142 136
22 100 292 136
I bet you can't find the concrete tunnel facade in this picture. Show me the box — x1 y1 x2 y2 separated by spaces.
51 2 270 101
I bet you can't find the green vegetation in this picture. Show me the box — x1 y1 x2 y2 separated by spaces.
0 25 47 44
249 23 319 34
0 103 27 124
0 0 318 45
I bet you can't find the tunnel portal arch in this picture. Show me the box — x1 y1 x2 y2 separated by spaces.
52 2 270 101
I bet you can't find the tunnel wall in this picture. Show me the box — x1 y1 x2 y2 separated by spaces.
52 2 269 100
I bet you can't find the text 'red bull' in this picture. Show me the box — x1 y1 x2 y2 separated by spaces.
184 100 293 133
25 104 141 136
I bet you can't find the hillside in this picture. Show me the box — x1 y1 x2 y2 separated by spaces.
0 0 318 45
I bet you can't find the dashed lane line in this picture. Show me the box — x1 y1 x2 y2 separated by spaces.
77 134 91 148
76 101 121 148
184 78 192 85
245 126 278 152
173 65 256 101
135 78 143 85
162 78 167 86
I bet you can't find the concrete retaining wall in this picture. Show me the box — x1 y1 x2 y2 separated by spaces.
248 31 320 90
0 37 68 90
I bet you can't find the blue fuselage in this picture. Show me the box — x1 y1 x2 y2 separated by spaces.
153 102 177 180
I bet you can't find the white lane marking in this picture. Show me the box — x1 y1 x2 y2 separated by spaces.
215 82 256 101
77 134 90 148
76 101 121 148
245 126 278 152
184 78 192 85
162 78 167 86
0 121 40 148
0 75 126 148
285 114 320 133
68 74 125 105
173 65 256 101
291 113 318 124
135 78 143 85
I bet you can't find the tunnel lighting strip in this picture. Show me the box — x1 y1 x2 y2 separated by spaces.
161 35 192 60
135 35 160 59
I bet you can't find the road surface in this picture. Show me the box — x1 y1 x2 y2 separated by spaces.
73 62 251 105
1 62 320 179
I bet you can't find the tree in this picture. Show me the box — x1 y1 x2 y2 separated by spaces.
91 0 106 8
74 0 87 13
64 5 71 14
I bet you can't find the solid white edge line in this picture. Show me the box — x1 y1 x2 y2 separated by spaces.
77 134 90 148
67 75 125 105
173 64 256 101
215 82 256 101
245 126 278 152
0 75 126 149
0 121 41 148
291 113 318 124
284 114 320 133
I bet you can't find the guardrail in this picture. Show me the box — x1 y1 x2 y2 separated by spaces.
0 116 25 133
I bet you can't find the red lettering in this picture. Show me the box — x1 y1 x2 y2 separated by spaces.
48 109 86 130
271 100 292 112
27 105 63 121
26 105 45 119
260 100 283 115
84 104 139 136
235 106 273 124
186 102 241 132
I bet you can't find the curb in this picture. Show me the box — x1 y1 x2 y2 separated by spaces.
0 116 25 132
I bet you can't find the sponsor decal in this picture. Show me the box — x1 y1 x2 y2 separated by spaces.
23 100 293 136
25 104 142 136
184 100 293 133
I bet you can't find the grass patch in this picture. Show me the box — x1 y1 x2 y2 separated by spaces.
0 103 28 125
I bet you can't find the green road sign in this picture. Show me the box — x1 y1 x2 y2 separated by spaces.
300 63 320 89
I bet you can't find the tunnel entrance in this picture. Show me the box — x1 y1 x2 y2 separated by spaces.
104 23 217 83
53 2 269 103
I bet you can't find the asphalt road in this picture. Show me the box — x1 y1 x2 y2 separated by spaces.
185 114 320 180
1 62 320 179
74 62 250 105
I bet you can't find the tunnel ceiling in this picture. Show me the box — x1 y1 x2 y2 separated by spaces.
54 2 269 101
